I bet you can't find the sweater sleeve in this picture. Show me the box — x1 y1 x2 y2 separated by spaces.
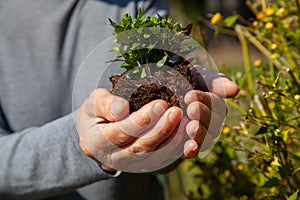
0 112 118 199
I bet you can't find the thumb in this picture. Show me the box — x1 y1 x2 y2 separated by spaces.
191 65 239 98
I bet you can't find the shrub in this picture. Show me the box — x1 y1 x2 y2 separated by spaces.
174 0 300 199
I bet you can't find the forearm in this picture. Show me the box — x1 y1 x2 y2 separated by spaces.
0 113 115 199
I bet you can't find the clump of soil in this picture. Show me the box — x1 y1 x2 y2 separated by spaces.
110 64 197 113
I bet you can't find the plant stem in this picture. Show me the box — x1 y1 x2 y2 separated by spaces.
275 143 296 192
260 0 266 11
226 99 248 115
238 26 300 87
235 25 255 97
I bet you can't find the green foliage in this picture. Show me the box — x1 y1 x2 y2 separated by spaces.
169 0 300 199
109 8 193 78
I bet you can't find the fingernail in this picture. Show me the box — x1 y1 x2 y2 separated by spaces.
188 121 199 133
187 140 198 152
153 102 165 115
190 103 199 114
168 108 182 124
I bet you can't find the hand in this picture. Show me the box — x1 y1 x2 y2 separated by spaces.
183 90 227 158
76 88 189 172
182 65 239 158
76 68 239 172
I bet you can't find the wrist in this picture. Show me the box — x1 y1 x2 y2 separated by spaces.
79 140 117 173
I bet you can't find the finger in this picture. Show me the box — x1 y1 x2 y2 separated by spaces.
184 90 227 115
183 139 199 158
187 101 211 128
101 100 168 147
141 116 189 167
118 117 188 171
185 120 207 158
127 107 182 153
186 120 207 144
191 65 239 98
187 102 224 137
87 88 130 121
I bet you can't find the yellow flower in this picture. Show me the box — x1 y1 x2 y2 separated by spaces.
265 22 274 29
222 126 231 134
254 59 262 67
256 12 266 20
294 94 300 100
237 164 244 171
266 7 275 16
267 166 273 172
271 43 277 50
281 130 289 142
271 156 280 167
268 102 276 110
276 8 285 17
211 12 222 25
270 53 279 59
274 129 280 136
252 21 258 27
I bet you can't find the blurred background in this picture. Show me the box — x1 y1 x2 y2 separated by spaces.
160 0 300 199
167 0 261 66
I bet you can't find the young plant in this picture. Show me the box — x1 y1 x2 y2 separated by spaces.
108 8 200 113
109 8 194 79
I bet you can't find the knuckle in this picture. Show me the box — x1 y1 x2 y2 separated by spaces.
133 112 152 127
103 124 133 146
128 142 150 156
157 128 169 138
114 131 132 145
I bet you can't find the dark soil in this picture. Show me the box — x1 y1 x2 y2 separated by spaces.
110 64 198 113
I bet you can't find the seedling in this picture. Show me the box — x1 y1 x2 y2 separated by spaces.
108 8 197 112
109 8 194 77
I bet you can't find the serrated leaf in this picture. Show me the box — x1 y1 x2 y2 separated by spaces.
109 7 187 77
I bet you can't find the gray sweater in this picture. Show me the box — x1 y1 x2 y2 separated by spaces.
0 0 167 199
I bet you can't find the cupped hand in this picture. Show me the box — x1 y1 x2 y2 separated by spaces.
181 65 239 158
76 67 239 172
76 88 188 172
183 90 227 158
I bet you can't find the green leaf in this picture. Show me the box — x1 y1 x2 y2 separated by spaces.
120 62 131 69
140 68 147 78
143 34 151 38
111 46 119 52
136 7 145 19
292 167 300 175
157 55 168 67
108 7 187 77
147 44 155 52
133 68 140 74
287 190 299 200
223 15 239 27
